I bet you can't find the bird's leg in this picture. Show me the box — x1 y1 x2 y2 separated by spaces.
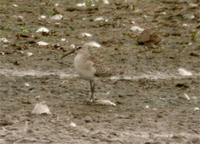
89 80 95 102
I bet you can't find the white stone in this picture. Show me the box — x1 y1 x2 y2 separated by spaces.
131 20 136 24
184 93 190 100
24 82 30 87
32 102 51 115
110 76 121 80
26 52 33 57
50 14 63 21
102 0 109 4
81 32 92 37
194 107 200 111
13 4 18 7
96 99 116 106
94 16 105 21
130 26 144 33
36 27 49 33
76 3 86 7
70 122 77 127
0 38 9 43
61 38 66 42
54 3 59 7
17 15 24 20
70 44 76 49
39 15 47 20
84 41 101 48
182 23 189 27
37 41 49 46
178 68 192 76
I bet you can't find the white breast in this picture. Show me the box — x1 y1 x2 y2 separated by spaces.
74 53 96 80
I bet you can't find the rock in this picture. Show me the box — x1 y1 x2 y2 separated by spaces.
50 14 63 21
137 29 151 44
150 32 161 44
84 116 92 123
36 27 49 34
69 122 77 127
130 26 144 33
178 68 192 76
37 41 49 46
32 102 51 115
137 29 161 45
95 99 116 106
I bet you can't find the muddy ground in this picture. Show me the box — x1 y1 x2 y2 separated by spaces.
0 0 200 143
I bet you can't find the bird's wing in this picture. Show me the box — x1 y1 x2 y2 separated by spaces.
91 57 112 77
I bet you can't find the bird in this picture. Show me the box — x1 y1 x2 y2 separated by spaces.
73 46 111 102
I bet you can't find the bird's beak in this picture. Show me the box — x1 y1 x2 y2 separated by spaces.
61 46 82 59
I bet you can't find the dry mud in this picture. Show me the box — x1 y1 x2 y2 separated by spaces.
0 0 200 143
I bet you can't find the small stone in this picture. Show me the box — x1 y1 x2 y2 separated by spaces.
137 29 161 45
145 105 150 109
69 122 77 127
36 27 49 34
32 102 51 115
161 11 167 15
94 17 105 21
76 3 86 7
12 4 18 7
150 32 161 44
182 23 189 27
188 42 193 46
137 29 151 44
26 52 33 57
16 15 24 21
54 3 59 7
84 116 92 123
178 68 192 76
37 41 49 46
24 82 30 87
61 38 66 42
50 14 63 21
194 107 200 111
130 26 144 33
102 0 109 4
184 93 190 100
84 41 101 48
81 32 92 37
39 15 47 20
95 99 116 106
0 38 9 43
70 44 76 49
